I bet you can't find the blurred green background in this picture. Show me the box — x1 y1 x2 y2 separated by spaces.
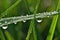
0 0 60 40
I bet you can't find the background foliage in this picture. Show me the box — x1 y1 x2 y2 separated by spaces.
0 0 60 40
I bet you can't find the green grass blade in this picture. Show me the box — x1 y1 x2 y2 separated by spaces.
46 0 60 40
0 28 5 40
4 30 14 40
0 0 11 40
46 15 58 40
0 0 22 18
26 0 41 40
26 20 33 40
23 0 30 14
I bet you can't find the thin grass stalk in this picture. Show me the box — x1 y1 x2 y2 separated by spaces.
25 0 33 40
4 30 14 40
0 28 5 40
46 0 60 40
26 0 41 40
0 0 22 18
26 20 34 40
26 1 40 40
32 0 41 40
0 0 11 40
23 0 30 14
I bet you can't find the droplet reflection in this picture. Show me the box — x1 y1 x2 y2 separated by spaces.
37 20 42 23
2 25 8 29
23 20 26 23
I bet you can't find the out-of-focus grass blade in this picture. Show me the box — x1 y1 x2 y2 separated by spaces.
0 28 5 40
0 0 11 40
0 0 22 18
26 0 40 40
26 20 34 40
46 15 58 40
25 0 33 40
23 0 30 14
22 0 32 40
4 30 14 40
46 0 60 40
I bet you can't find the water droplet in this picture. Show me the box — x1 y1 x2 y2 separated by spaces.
26 14 29 17
38 13 40 14
44 12 46 15
21 16 23 18
5 21 7 23
2 26 8 29
37 13 40 15
29 7 34 12
52 11 56 14
0 23 1 24
23 20 26 22
37 20 42 23
14 22 17 24
47 16 50 18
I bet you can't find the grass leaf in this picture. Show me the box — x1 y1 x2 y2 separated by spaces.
46 0 60 40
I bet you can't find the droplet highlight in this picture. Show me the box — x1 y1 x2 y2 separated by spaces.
26 14 29 17
23 20 26 22
0 23 1 24
47 16 50 18
2 26 8 29
14 22 17 24
37 20 42 23
29 7 34 12
5 21 7 23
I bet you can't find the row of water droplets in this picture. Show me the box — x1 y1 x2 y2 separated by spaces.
0 11 59 29
1 20 42 30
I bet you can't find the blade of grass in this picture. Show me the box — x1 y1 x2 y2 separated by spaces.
0 0 11 40
3 0 10 9
26 0 41 40
0 0 22 18
46 0 60 40
0 28 5 40
23 0 33 40
26 20 34 40
46 15 58 40
32 0 41 40
23 0 30 14
22 0 32 40
4 30 14 40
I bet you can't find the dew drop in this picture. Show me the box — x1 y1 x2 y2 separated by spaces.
5 21 7 23
44 12 46 15
21 16 23 17
14 22 17 24
2 25 8 29
29 7 34 12
23 20 26 22
26 14 29 17
0 23 1 24
37 20 42 23
47 16 50 18
38 13 40 14
52 11 56 14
